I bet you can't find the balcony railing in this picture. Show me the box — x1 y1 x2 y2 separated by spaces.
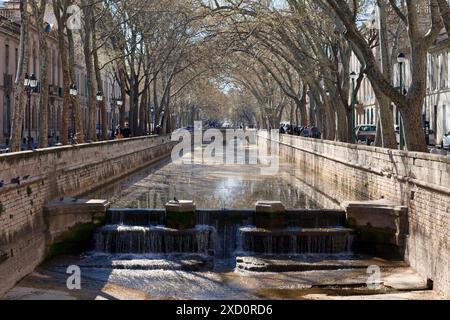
0 9 20 21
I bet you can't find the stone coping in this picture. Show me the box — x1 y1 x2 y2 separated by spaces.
258 130 450 163
0 134 170 161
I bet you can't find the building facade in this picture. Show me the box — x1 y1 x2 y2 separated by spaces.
0 1 122 148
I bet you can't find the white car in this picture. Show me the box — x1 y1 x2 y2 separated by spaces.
443 132 450 150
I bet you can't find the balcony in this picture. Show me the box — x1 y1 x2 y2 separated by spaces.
0 9 20 22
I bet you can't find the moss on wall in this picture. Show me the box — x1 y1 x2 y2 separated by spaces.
44 222 101 261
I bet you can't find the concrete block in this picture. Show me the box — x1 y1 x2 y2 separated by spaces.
255 201 285 213
165 200 196 230
255 201 286 230
165 200 196 213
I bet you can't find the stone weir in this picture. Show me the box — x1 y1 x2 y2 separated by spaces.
100 203 350 260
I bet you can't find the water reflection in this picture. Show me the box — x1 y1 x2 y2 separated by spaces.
87 145 326 209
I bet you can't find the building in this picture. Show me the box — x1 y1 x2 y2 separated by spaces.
0 1 122 148
349 6 450 147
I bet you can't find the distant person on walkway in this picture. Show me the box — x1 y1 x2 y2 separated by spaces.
122 125 131 138
115 126 123 140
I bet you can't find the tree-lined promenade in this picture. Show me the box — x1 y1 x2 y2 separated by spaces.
1 0 450 153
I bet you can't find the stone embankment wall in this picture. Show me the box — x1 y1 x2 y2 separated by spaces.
258 131 450 296
0 136 174 296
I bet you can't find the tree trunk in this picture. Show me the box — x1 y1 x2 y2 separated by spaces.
33 0 50 149
81 0 97 141
335 99 348 142
10 0 30 152
138 82 149 135
67 29 84 143
92 36 108 141
437 0 450 39
53 1 71 146
129 77 139 136
118 67 127 128
402 100 427 152
373 86 397 149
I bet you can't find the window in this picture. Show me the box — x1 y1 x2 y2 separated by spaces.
433 54 439 90
52 50 56 85
5 42 9 73
441 51 448 89
3 95 11 136
443 105 448 134
15 48 18 76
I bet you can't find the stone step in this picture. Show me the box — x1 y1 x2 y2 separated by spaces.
235 263 428 292
236 255 409 272
239 227 354 236
63 254 214 271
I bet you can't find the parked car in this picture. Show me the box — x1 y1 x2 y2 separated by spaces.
443 132 450 150
222 122 232 129
355 125 376 145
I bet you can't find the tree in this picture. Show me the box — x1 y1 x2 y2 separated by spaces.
31 0 50 149
321 0 443 151
10 0 30 152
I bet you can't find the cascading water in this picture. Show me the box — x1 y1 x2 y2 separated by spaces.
91 209 354 261
94 224 215 255
237 227 354 255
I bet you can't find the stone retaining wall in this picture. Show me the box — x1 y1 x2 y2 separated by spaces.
0 136 174 296
258 131 450 296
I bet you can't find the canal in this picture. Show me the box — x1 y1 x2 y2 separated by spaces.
86 145 331 210
3 145 437 300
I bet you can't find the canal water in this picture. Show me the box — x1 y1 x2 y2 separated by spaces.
7 144 411 300
87 145 336 210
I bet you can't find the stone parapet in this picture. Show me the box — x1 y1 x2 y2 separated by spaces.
258 131 450 296
0 135 174 296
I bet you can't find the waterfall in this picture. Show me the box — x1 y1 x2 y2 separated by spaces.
94 225 215 255
237 227 354 255
93 209 353 260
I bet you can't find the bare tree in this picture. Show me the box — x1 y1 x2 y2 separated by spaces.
10 0 31 152
321 0 443 151
31 0 50 148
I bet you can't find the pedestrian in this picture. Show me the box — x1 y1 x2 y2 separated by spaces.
122 124 131 138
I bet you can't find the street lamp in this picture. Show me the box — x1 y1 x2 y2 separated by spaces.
397 53 406 150
69 84 78 96
350 71 358 144
112 99 123 137
150 108 155 133
96 91 103 139
24 73 38 150
96 91 103 102
69 84 78 143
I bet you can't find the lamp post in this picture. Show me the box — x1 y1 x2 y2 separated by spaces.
69 84 78 144
96 91 103 139
150 108 155 133
397 53 406 150
115 99 123 137
24 73 38 150
350 71 358 144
